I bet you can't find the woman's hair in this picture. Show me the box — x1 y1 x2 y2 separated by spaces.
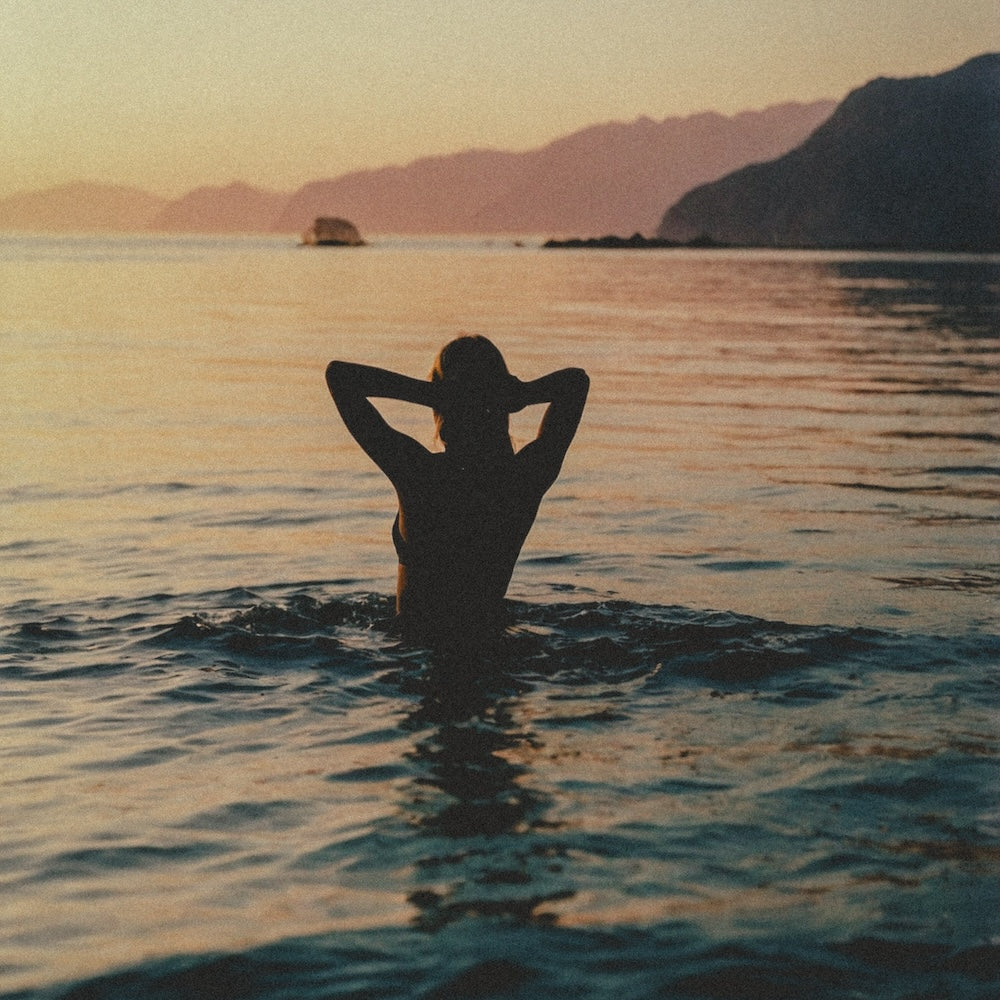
430 335 511 450
430 334 509 387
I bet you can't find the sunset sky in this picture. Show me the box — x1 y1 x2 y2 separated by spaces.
2 0 996 201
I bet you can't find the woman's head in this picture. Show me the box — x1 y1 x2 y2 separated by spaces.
430 335 511 451
431 334 509 387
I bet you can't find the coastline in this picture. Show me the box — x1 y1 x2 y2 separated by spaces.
542 231 1000 253
542 232 722 250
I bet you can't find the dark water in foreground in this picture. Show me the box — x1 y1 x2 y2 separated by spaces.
3 589 998 998
1 237 998 997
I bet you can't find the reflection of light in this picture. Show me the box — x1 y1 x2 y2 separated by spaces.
399 676 576 931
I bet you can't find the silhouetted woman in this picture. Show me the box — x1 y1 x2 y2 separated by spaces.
326 335 589 645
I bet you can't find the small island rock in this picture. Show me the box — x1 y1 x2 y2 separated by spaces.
301 217 365 246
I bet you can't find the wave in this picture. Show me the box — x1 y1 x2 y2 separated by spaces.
6 587 996 690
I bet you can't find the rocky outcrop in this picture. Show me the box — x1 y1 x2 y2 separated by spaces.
300 217 365 246
657 54 1000 252
542 232 725 249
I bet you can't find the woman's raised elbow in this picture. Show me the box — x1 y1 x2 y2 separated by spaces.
566 367 590 396
325 360 351 393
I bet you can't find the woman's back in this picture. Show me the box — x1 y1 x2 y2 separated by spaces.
392 451 545 638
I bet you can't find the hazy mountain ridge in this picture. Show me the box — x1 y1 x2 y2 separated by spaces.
657 54 1000 251
275 102 835 236
274 148 526 235
0 101 834 237
466 103 838 236
0 181 167 232
149 181 288 233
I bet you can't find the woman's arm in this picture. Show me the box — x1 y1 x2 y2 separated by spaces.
326 361 440 408
325 361 439 482
509 367 590 490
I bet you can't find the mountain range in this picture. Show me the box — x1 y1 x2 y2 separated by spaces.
657 54 1000 252
0 182 167 232
277 102 835 236
4 54 995 250
0 101 834 238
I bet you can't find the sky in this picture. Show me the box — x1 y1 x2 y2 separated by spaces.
1 0 997 200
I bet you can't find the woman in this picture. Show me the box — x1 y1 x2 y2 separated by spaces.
325 335 589 645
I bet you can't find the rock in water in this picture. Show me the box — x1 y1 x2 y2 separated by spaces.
301 217 365 246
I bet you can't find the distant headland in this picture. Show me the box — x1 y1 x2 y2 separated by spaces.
657 54 999 253
546 55 998 254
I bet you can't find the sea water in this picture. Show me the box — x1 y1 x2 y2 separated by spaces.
1 235 998 998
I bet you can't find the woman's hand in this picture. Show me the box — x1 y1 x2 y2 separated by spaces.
502 368 589 411
502 375 528 413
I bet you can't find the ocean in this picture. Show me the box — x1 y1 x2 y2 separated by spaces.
1 234 998 998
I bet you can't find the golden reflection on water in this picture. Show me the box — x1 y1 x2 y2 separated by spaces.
2 237 997 629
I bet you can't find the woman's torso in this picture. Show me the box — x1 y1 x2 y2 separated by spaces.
392 451 543 638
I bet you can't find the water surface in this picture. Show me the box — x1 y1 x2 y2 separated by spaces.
1 236 997 998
